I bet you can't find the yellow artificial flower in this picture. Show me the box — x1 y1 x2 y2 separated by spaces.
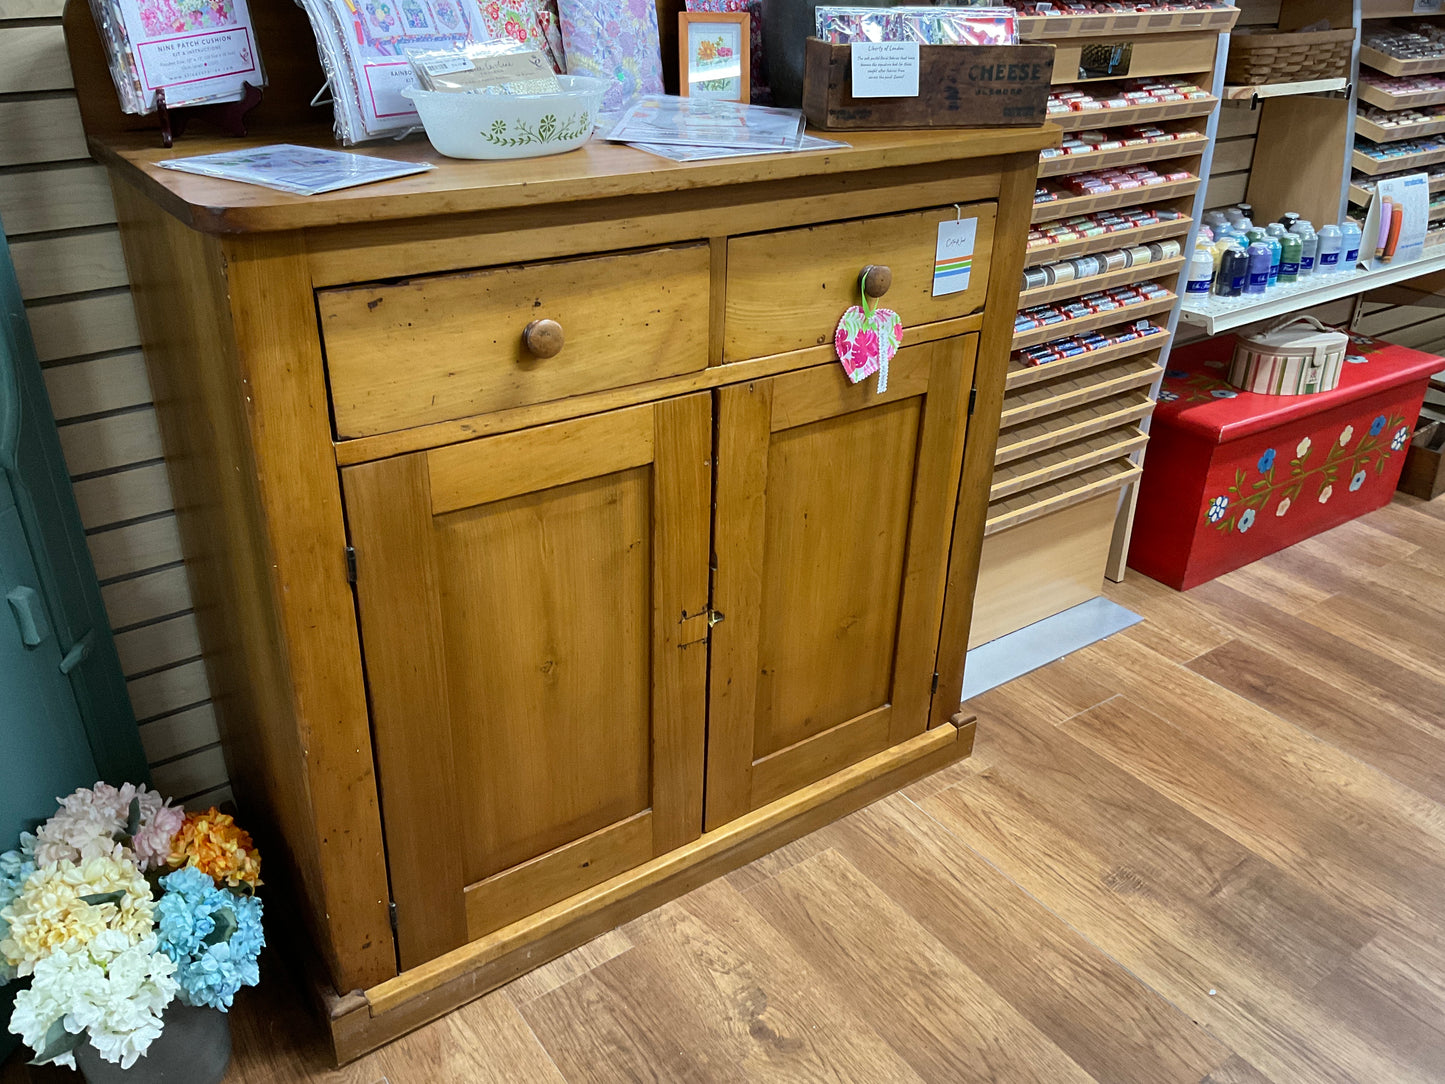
0 856 154 976
166 809 262 892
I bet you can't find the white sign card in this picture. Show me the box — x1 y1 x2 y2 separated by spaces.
115 0 261 110
851 41 920 98
933 217 977 296
1360 172 1429 271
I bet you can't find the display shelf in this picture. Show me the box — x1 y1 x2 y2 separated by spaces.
1358 82 1445 111
999 355 1162 427
1361 0 1439 16
1049 32 1222 85
1050 95 1217 131
1431 200 1445 221
984 460 1143 535
1017 7 1238 40
994 390 1156 466
1178 250 1445 333
1005 331 1169 391
1012 294 1176 350
1037 133 1209 177
1352 142 1445 175
990 426 1150 501
1031 177 1198 224
1350 171 1445 205
1360 44 1445 79
1355 113 1445 143
1220 77 1350 101
1017 256 1185 309
1027 216 1192 261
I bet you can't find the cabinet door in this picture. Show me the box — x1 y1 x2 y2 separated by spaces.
706 337 976 830
341 396 711 970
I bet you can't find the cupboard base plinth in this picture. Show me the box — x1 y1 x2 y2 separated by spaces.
319 717 973 1065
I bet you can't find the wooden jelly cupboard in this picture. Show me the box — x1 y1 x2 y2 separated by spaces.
65 18 1054 1055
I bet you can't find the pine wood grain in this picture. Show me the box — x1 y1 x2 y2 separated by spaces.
0 162 114 235
10 227 126 299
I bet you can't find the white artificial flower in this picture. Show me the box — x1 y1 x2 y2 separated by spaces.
8 934 176 1070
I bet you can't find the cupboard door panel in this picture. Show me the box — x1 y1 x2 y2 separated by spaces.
706 337 976 830
342 395 711 968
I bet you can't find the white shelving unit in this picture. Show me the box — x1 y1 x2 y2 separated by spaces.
1179 249 1445 332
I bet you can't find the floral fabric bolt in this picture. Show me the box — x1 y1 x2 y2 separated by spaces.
558 0 664 111
834 279 901 393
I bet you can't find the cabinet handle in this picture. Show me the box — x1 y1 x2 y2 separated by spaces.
522 319 565 359
6 585 50 648
861 264 892 299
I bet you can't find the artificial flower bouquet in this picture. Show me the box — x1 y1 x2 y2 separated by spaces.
0 783 264 1070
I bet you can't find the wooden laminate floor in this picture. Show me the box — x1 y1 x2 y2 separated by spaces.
9 493 1445 1084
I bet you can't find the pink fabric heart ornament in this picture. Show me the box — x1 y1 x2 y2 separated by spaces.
834 289 902 393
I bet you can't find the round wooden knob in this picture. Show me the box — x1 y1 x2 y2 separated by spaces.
522 319 564 359
861 265 892 299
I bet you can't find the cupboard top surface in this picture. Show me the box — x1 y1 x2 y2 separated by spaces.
89 125 1058 235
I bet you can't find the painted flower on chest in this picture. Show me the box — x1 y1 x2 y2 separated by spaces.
1296 436 1312 458
1319 484 1333 504
1207 495 1229 523
1393 426 1411 451
1338 424 1354 447
1257 448 1276 473
1350 470 1368 493
1158 389 1179 402
1238 508 1257 533
1370 414 1387 437
1276 497 1291 517
1210 389 1238 399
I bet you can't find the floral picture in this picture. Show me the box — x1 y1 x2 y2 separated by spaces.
136 0 237 36
680 12 749 102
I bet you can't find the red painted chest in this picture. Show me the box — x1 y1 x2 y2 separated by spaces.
1128 331 1442 590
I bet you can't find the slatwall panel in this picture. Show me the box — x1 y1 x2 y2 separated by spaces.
0 5 231 810
1356 295 1445 353
1203 0 1277 213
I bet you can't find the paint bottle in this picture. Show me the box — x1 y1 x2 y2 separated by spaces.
1245 242 1271 295
1317 224 1343 273
1215 242 1248 297
1341 219 1363 265
1292 221 1318 277
1277 232 1302 284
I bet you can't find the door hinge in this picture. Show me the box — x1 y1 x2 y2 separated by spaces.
388 900 398 932
967 387 978 417
931 671 940 694
345 545 357 584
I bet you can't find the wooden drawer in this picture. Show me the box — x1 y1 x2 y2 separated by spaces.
723 202 996 362
318 244 711 439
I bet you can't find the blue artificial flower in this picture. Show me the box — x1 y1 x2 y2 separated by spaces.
1238 508 1257 533
1370 415 1387 437
156 866 265 1011
0 845 36 981
1257 448 1276 473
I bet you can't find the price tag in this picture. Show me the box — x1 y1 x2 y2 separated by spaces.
933 217 977 296
851 42 920 98
1415 0 1442 14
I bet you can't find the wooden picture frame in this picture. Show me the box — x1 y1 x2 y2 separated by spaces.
678 12 751 102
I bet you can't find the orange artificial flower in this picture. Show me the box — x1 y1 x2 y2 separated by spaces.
166 808 262 892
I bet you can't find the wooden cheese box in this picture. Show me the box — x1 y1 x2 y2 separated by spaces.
802 39 1054 129
1128 332 1444 590
1398 418 1445 500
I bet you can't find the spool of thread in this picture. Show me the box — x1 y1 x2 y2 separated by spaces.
1156 239 1182 259
1186 247 1214 294
1103 249 1129 271
1023 267 1049 290
1245 242 1271 296
1279 211 1301 231
1265 235 1282 288
1317 224 1343 273
1128 245 1153 265
1341 220 1363 264
1295 223 1318 277
1051 261 1076 283
1216 244 1248 297
1277 233 1302 285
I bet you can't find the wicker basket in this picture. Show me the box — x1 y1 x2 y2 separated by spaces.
1224 27 1356 84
